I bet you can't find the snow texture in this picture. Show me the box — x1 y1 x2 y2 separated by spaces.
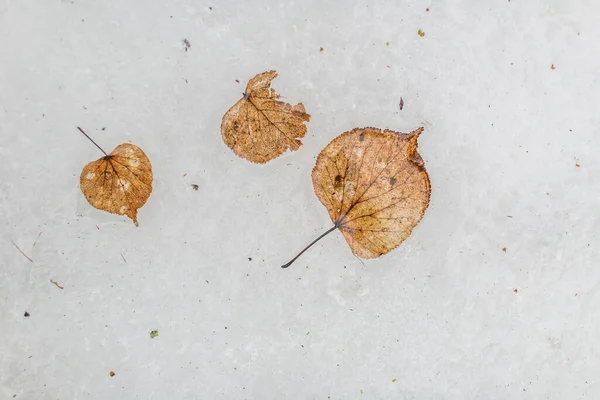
1 0 599 399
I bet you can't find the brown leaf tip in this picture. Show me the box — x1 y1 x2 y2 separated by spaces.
245 70 278 97
379 127 426 170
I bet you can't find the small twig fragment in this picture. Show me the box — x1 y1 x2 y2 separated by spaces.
33 231 43 247
11 240 33 262
353 253 366 268
50 280 64 290
120 253 127 263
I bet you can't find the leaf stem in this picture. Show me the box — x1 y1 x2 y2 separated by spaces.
77 126 107 156
281 225 338 269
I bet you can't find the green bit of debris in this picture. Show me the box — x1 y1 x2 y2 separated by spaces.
150 330 159 339
385 41 390 46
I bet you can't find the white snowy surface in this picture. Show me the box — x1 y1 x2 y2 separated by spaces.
1 0 599 399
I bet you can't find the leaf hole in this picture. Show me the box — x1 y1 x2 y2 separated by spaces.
334 174 343 188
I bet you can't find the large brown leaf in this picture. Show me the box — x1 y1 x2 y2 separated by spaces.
78 128 153 226
220 70 311 164
282 127 430 267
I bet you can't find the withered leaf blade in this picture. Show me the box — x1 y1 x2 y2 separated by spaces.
80 143 153 226
313 127 430 259
220 70 311 164
281 127 430 268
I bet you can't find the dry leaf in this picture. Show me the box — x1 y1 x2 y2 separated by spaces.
78 127 153 226
282 127 430 267
220 70 311 164
313 127 430 258
11 240 33 262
